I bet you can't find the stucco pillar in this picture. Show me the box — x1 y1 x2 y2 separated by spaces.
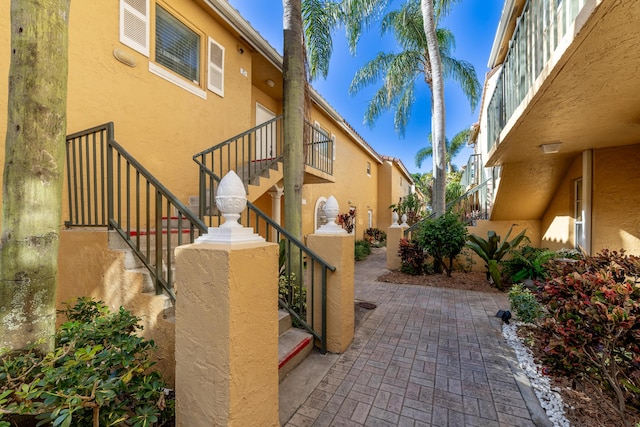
307 233 355 353
306 195 354 353
386 223 408 271
174 241 279 427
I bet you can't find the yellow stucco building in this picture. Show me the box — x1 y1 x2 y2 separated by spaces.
0 0 418 382
0 0 415 238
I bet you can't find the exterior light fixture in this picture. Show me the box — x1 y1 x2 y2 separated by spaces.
266 79 275 87
540 142 562 154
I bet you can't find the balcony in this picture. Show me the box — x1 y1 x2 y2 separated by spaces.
480 0 640 220
487 0 588 154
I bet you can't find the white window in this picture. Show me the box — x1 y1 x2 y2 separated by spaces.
366 161 371 176
155 5 200 84
368 210 373 229
208 37 225 96
120 0 150 56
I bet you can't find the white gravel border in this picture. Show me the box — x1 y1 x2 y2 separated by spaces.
502 321 571 427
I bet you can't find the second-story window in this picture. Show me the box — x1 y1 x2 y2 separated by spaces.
155 5 200 84
366 161 371 176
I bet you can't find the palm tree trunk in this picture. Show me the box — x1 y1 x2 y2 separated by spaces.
283 0 305 240
1 0 70 354
422 0 446 216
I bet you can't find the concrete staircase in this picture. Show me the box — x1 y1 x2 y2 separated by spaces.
278 310 314 382
110 229 315 379
107 231 176 320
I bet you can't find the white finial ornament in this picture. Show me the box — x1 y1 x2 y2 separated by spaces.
400 214 408 227
316 195 347 234
390 211 400 228
195 171 264 244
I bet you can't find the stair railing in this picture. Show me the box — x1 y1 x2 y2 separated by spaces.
404 179 493 238
193 116 284 219
65 123 207 301
193 117 333 223
193 126 336 353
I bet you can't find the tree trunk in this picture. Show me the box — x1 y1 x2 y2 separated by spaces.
1 0 70 354
422 0 446 216
282 0 305 241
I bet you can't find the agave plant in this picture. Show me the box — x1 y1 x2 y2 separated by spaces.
466 226 528 290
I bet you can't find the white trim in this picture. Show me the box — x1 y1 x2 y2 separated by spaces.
331 134 336 161
582 149 593 255
120 0 150 56
149 62 207 99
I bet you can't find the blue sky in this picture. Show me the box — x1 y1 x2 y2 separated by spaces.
227 0 503 175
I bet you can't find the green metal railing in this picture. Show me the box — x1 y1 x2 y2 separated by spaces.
192 116 332 222
487 0 587 151
193 121 335 353
65 123 207 301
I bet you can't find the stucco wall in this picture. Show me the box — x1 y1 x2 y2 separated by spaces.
466 220 541 272
57 229 175 385
540 154 582 251
0 0 261 227
592 144 640 255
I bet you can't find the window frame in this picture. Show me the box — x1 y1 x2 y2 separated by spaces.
154 5 201 84
146 4 208 98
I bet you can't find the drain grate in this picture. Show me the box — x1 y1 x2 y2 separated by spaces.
357 302 377 310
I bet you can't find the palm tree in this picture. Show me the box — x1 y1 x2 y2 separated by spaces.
281 0 391 240
349 0 479 215
282 0 306 242
415 127 472 173
1 0 70 353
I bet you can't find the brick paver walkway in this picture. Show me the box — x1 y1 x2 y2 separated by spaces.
285 248 543 427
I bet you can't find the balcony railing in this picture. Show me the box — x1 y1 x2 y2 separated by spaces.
487 0 587 152
460 154 482 189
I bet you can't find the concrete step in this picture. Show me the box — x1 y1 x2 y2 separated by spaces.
278 320 314 382
279 309 292 335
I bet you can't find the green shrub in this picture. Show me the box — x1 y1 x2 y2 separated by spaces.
415 211 467 276
0 298 173 427
279 272 306 324
503 245 556 283
466 225 528 290
537 250 640 422
508 283 544 323
354 239 372 261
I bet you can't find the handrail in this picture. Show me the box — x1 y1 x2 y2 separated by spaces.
193 127 335 353
193 117 332 218
66 123 207 301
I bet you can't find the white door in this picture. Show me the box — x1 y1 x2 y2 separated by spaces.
256 104 276 161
